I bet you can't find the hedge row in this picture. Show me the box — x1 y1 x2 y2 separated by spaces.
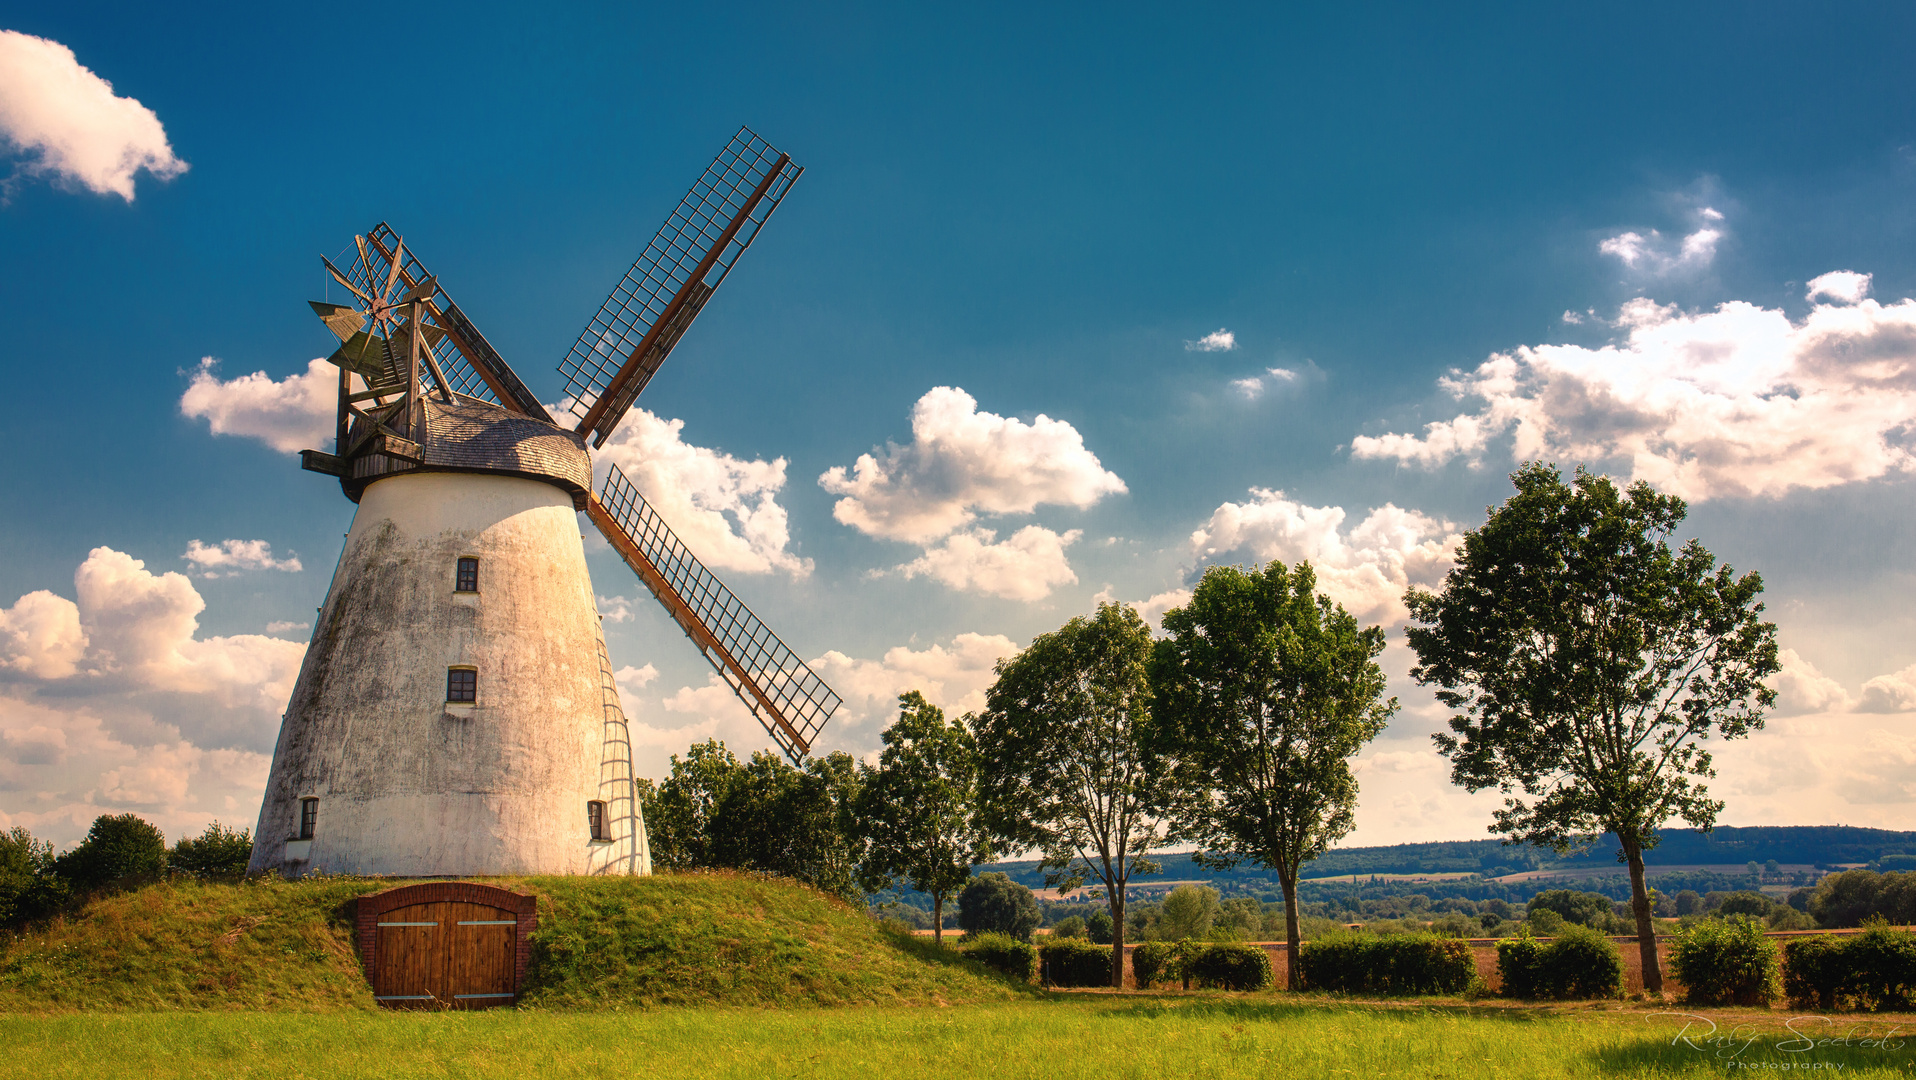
1298 932 1476 995
1497 925 1624 1000
1039 938 1112 987
1133 940 1271 991
963 932 1036 981
1784 926 1916 1011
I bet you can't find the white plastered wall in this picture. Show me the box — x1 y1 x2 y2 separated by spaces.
249 470 651 877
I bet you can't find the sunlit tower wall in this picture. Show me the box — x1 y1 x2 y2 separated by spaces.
249 399 650 878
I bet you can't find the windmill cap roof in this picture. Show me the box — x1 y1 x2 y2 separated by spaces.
349 394 593 505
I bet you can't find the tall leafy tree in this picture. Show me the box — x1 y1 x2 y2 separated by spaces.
975 602 1167 987
642 739 863 900
1405 464 1778 993
1150 560 1394 988
855 691 995 944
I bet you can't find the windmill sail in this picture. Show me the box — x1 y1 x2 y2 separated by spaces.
558 127 802 448
587 465 840 763
346 226 553 421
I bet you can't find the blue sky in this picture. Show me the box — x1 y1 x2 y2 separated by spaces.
2 1 1914 848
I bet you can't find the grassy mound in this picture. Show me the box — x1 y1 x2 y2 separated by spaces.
0 872 1023 1012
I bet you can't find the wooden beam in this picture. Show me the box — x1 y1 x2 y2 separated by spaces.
573 154 788 443
584 494 809 754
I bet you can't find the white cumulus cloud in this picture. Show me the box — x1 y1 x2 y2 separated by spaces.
1190 490 1461 624
1349 283 1916 501
0 30 187 201
1859 663 1916 715
898 526 1082 601
0 548 304 845
179 357 337 454
595 408 810 578
1807 270 1872 305
182 539 302 578
820 387 1125 545
1598 206 1724 276
1186 329 1237 352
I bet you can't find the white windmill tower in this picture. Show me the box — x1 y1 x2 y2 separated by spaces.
249 128 842 879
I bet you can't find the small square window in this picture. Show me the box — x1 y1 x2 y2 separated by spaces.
455 557 479 593
587 800 607 841
299 798 318 840
447 668 477 703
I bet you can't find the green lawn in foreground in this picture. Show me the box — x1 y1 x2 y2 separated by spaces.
4 999 1913 1079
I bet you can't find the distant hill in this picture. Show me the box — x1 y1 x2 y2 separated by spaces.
968 826 1916 896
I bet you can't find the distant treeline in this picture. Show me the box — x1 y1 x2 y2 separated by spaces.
955 826 1916 901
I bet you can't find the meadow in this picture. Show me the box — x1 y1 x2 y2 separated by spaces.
4 998 1915 1079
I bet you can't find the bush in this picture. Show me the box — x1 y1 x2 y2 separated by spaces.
1669 916 1782 1006
1132 940 1178 988
1297 932 1476 995
1496 925 1624 1000
963 931 1036 981
1185 941 1272 991
1039 938 1110 987
959 873 1041 942
1049 915 1087 939
167 821 253 880
1087 909 1114 944
1784 935 1849 1011
1843 924 1916 1011
52 814 166 892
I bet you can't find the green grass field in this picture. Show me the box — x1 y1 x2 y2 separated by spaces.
4 875 1914 1078
4 999 1915 1079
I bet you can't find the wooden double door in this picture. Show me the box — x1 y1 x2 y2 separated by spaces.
373 901 518 1008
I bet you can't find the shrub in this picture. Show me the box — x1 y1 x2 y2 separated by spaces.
0 827 67 927
963 931 1036 981
1669 916 1782 1006
1186 941 1272 991
959 873 1041 942
1298 932 1476 995
1039 938 1110 987
1843 924 1916 1011
51 814 166 892
167 821 253 880
1049 915 1087 939
1132 940 1179 988
1497 924 1624 1000
1783 935 1848 1011
1087 909 1114 944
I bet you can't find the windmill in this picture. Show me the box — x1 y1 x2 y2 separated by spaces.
249 128 841 879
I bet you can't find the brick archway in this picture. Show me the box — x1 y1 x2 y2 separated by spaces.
355 882 537 1008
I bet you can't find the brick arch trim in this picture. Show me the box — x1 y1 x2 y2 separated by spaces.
354 881 538 991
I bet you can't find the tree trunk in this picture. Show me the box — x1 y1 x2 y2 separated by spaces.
1622 834 1662 994
1280 862 1302 991
933 892 945 947
1109 888 1127 988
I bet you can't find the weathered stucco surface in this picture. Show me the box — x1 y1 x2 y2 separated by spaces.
249 470 650 877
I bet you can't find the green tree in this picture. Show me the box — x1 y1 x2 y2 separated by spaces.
168 821 254 880
1405 464 1780 992
0 827 67 926
957 871 1041 941
642 739 747 871
1528 889 1620 930
975 602 1168 987
1150 560 1395 989
711 748 863 901
854 691 995 944
1086 909 1115 944
641 739 863 900
52 814 167 892
1158 883 1221 940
